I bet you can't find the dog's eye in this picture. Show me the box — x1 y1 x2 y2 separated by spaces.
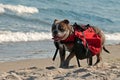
57 25 64 32
60 28 64 32
59 27 65 32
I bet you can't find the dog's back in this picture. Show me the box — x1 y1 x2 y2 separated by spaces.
92 26 105 45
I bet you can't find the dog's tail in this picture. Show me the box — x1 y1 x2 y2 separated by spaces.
103 46 110 53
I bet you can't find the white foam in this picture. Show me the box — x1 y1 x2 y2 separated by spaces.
0 6 5 14
105 33 120 41
0 3 39 14
0 31 119 43
0 31 52 43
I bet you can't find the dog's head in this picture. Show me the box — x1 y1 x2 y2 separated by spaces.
51 19 73 41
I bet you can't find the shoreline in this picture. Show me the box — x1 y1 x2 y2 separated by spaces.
0 40 119 63
0 44 119 71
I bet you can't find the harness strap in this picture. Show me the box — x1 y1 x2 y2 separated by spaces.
82 32 89 55
82 32 90 64
60 41 74 44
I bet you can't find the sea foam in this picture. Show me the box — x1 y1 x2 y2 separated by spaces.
0 31 52 43
0 31 120 43
0 3 39 14
105 33 120 41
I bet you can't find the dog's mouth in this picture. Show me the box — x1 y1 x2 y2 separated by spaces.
52 34 66 41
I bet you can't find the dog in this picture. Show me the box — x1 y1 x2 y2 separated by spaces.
51 19 110 68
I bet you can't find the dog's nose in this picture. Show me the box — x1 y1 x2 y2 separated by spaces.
53 30 58 35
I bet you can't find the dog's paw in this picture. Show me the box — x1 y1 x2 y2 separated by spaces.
59 61 69 68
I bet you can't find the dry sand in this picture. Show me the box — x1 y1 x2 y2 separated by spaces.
0 45 120 80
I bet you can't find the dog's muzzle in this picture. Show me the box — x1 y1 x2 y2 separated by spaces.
52 29 70 41
52 34 66 41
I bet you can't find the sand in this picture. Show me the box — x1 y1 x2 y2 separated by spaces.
0 45 120 80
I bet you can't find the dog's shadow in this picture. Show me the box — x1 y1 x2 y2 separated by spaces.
46 66 56 70
46 65 77 70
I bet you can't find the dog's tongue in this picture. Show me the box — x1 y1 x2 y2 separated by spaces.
52 36 60 41
52 37 56 40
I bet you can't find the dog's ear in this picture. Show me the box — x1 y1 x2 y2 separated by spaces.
63 19 69 24
54 19 58 23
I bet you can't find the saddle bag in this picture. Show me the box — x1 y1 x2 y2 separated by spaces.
73 37 92 60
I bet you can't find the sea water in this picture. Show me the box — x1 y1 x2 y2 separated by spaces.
0 0 120 62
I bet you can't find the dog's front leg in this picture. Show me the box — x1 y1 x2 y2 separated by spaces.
59 46 66 68
64 52 75 68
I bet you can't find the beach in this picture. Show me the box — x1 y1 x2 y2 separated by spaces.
0 45 119 80
0 0 120 80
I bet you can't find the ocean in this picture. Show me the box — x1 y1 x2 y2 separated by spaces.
0 0 120 62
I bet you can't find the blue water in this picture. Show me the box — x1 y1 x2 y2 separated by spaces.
0 0 120 62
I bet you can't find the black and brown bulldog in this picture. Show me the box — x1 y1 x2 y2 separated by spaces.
51 19 110 68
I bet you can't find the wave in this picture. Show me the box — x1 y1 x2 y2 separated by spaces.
105 32 120 41
70 11 113 23
0 31 120 43
0 3 39 14
3 12 51 26
0 31 52 43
